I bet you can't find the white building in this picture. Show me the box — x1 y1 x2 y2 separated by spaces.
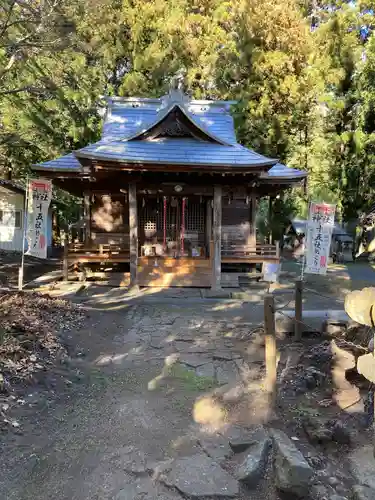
0 179 53 253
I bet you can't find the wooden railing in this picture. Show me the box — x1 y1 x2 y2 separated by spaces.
221 241 280 262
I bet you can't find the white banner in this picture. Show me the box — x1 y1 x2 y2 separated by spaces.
305 202 335 275
25 179 52 259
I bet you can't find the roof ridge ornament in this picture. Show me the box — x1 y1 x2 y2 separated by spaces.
162 69 189 106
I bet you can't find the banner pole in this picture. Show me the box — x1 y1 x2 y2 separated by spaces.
18 176 29 291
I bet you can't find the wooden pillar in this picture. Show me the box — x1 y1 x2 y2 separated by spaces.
206 199 212 255
268 196 273 244
211 185 222 290
83 191 91 245
129 182 138 287
248 193 257 249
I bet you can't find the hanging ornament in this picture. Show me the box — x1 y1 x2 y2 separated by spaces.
142 197 145 208
246 195 249 205
181 197 186 256
163 196 167 250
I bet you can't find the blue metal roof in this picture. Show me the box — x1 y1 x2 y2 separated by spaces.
33 153 82 172
75 138 276 167
260 163 307 182
33 90 277 171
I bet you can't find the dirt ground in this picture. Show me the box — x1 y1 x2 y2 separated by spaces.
0 251 60 288
0 295 373 500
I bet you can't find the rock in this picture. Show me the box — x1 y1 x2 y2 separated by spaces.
199 434 233 462
158 453 239 497
327 476 340 487
235 435 271 485
303 417 333 444
195 362 215 379
215 361 238 385
310 482 337 500
349 445 375 490
331 420 352 445
330 496 348 500
271 428 313 497
179 355 210 368
213 351 234 361
122 446 148 474
213 383 245 404
227 425 268 453
114 477 181 499
304 367 326 389
352 484 375 500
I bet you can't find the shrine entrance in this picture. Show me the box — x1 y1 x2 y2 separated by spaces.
137 195 212 287
138 195 208 259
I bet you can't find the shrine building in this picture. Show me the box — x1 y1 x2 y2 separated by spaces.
33 84 307 288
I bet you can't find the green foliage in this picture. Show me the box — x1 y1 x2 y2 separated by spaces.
1 0 375 227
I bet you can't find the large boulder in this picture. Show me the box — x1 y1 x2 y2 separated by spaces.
352 484 375 500
235 434 271 485
227 424 268 453
271 429 313 498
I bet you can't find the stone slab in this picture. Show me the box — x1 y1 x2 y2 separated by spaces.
271 428 313 497
158 453 239 497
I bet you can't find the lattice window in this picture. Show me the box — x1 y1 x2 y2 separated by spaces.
185 199 205 232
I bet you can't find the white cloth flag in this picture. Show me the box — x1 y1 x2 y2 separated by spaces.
25 179 52 259
305 202 335 275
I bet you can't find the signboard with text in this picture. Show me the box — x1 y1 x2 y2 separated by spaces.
25 179 52 259
305 202 335 275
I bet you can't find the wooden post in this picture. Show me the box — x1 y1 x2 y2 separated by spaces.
206 199 212 255
129 182 138 287
294 280 303 341
268 196 273 244
264 294 277 404
83 191 91 245
211 185 222 290
63 243 69 282
248 193 257 250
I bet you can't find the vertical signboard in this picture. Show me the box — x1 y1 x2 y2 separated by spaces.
305 202 335 275
25 179 52 259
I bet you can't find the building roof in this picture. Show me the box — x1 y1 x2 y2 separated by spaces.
0 179 25 195
259 163 307 183
290 218 352 241
34 87 278 173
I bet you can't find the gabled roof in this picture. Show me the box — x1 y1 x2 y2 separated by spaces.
0 179 25 195
75 138 276 168
33 88 279 173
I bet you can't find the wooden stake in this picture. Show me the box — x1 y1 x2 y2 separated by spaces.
264 294 276 405
294 280 303 341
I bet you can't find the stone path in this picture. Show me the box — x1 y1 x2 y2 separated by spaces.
0 301 374 499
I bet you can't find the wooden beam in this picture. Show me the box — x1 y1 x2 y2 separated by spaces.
129 182 138 287
211 185 222 290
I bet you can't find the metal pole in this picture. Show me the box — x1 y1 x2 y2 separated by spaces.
18 176 29 291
